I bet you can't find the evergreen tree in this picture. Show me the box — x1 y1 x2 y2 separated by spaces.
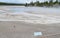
25 3 28 6
34 1 40 6
59 2 60 5
49 0 53 6
54 0 58 4
30 1 34 6
44 1 48 6
25 0 60 7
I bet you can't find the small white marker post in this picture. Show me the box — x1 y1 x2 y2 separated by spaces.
34 32 42 36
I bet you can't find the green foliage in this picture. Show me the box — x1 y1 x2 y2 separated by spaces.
0 2 24 6
0 0 59 6
59 2 60 5
25 3 28 6
49 0 53 6
25 0 60 7
44 1 48 6
30 1 34 6
54 0 58 4
34 1 40 6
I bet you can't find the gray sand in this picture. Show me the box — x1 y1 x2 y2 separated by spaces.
0 21 60 38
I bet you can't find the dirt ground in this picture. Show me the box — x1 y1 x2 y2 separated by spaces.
0 21 60 38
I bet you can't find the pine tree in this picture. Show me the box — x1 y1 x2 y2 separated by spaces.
49 0 53 6
44 1 48 6
30 1 34 6
25 3 28 6
34 1 40 6
54 0 58 4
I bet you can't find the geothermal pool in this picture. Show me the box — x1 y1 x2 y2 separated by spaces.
0 6 60 24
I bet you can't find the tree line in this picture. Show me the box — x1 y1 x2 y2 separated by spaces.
0 0 60 6
25 0 60 7
0 2 25 6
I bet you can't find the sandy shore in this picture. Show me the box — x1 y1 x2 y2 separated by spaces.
0 21 60 38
